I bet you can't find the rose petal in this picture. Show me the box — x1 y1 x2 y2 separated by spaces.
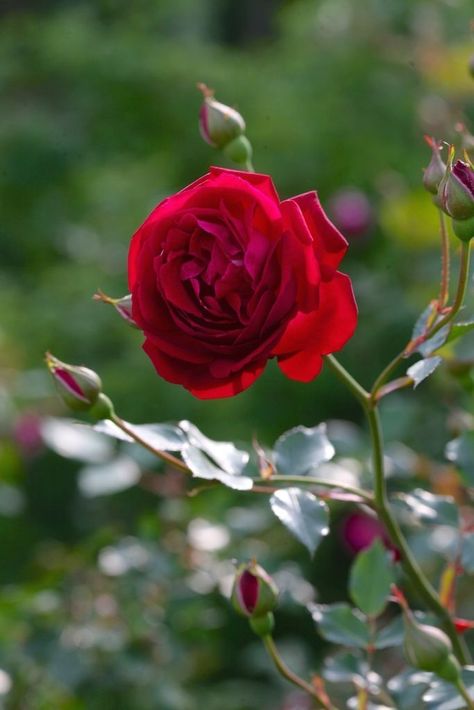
273 272 357 357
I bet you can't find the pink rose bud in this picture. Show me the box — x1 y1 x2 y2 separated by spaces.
231 561 278 619
45 352 102 412
437 148 474 221
197 83 246 149
423 136 446 196
93 290 137 328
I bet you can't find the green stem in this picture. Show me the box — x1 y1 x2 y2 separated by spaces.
370 240 471 399
244 159 255 172
326 356 470 664
110 414 190 474
426 240 471 340
324 354 370 407
268 475 373 503
455 678 474 710
438 210 451 308
262 635 335 709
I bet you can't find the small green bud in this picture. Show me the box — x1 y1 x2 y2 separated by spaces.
249 612 275 638
45 352 102 412
223 135 253 167
437 654 461 683
452 216 474 242
231 561 278 619
198 83 245 149
423 136 446 195
403 613 457 680
88 393 115 421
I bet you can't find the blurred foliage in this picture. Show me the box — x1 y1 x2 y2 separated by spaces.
0 0 474 706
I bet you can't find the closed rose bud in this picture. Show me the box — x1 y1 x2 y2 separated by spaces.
93 290 138 328
46 352 102 412
423 136 446 195
438 153 474 221
403 613 460 682
198 83 245 149
232 562 278 619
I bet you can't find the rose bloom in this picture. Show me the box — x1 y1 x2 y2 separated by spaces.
128 167 357 399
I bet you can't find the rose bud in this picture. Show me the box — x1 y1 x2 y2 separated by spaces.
403 612 460 683
45 352 102 412
197 83 245 149
93 289 138 328
423 136 446 195
231 561 278 619
438 151 474 221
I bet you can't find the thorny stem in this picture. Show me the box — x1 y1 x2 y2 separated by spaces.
370 240 471 399
262 635 335 709
111 413 372 501
110 414 190 474
455 678 474 710
324 355 471 665
266 475 373 503
438 209 451 309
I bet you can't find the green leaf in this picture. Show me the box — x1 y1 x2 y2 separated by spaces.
94 420 187 451
78 455 141 497
323 651 368 683
447 320 474 344
179 420 249 474
445 431 474 487
423 668 474 709
393 488 459 528
374 615 404 649
273 423 335 475
309 602 370 648
412 303 437 341
417 325 451 357
181 445 253 491
349 539 394 617
42 417 112 463
461 533 474 574
388 670 432 710
406 357 442 388
269 487 329 556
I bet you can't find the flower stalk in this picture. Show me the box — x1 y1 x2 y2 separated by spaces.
262 634 335 709
325 355 471 665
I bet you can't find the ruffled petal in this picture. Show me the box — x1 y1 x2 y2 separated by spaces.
273 272 357 357
277 348 323 382
287 192 348 275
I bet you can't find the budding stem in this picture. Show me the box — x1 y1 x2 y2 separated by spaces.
262 635 335 709
324 354 471 665
110 414 190 474
455 678 474 710
438 209 451 309
370 239 471 399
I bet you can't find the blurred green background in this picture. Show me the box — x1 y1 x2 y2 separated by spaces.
0 0 473 707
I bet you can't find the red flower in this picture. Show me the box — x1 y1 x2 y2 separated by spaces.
128 167 357 399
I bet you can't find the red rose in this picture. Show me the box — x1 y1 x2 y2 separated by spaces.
128 167 357 399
